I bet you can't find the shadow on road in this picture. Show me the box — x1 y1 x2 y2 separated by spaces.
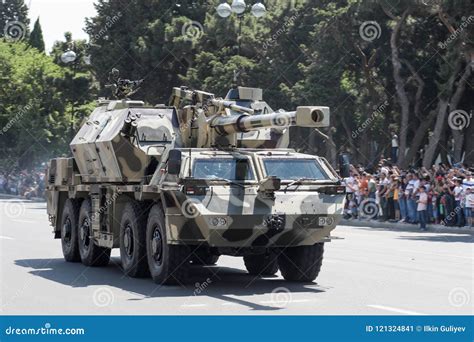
14 257 325 311
397 234 474 243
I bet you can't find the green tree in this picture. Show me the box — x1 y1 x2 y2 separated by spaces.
50 32 98 138
84 0 209 102
28 17 45 52
0 41 70 171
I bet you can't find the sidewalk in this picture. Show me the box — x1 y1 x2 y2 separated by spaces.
340 218 474 235
0 193 45 202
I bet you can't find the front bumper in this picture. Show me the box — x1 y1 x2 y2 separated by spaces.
167 212 343 247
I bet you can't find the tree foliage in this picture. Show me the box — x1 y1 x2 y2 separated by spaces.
0 0 473 171
29 17 45 52
0 41 69 171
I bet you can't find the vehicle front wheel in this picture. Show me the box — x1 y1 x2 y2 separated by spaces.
146 204 191 285
78 198 111 267
278 243 324 282
244 251 279 276
60 198 81 262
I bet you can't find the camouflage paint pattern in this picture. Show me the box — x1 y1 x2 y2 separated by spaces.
47 86 344 251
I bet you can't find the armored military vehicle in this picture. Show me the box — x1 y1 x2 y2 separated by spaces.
46 75 345 285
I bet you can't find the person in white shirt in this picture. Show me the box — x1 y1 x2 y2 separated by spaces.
452 179 464 227
464 188 473 228
417 185 428 231
405 174 418 223
343 172 356 218
391 133 399 163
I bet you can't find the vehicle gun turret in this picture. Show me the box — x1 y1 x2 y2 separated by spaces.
170 86 329 148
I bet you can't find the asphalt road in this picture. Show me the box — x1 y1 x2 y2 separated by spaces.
1 198 472 315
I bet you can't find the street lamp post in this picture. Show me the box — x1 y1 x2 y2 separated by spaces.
216 1 267 56
216 1 266 85
61 48 77 141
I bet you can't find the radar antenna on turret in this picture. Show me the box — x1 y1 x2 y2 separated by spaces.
105 68 144 99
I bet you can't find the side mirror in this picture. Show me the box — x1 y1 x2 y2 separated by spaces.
167 149 182 175
338 153 351 178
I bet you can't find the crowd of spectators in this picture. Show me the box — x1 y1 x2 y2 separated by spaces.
342 160 474 230
0 169 46 199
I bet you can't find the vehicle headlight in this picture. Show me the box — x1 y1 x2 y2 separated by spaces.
209 217 228 226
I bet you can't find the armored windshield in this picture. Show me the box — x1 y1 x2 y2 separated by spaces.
192 158 255 181
263 158 329 180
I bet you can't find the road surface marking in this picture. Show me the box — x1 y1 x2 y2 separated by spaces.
181 303 207 308
11 219 35 224
259 299 311 304
0 235 14 240
367 305 422 315
398 249 473 260
286 299 311 303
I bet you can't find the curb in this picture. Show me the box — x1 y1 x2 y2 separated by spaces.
0 193 46 202
340 219 474 235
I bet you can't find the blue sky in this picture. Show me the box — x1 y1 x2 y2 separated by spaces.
27 0 96 52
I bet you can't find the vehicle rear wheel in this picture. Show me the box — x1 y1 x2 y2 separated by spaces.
146 204 191 285
278 243 324 282
244 251 279 276
78 198 111 267
60 198 81 262
120 201 150 277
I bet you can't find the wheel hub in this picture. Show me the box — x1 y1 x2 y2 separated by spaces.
124 225 133 257
80 219 90 248
62 218 72 245
151 226 163 263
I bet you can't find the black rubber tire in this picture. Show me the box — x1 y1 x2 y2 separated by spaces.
78 198 111 267
119 201 150 278
190 250 220 265
278 243 324 282
60 198 81 262
146 204 191 285
244 251 279 276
